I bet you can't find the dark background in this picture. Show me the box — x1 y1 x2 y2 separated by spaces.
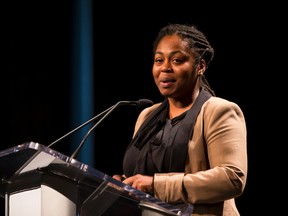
2 1 284 215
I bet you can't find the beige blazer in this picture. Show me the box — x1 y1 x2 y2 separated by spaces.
132 96 247 216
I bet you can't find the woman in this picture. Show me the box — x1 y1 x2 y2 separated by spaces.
113 23 247 215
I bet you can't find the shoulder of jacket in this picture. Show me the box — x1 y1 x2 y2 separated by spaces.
204 96 243 113
139 102 162 117
205 96 238 106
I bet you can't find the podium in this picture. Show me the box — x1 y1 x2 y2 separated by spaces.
0 142 193 216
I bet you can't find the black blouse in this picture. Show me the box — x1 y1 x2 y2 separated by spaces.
123 111 186 177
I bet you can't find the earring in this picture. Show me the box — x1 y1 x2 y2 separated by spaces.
198 69 205 76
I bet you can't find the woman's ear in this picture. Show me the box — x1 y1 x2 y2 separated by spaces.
197 59 207 75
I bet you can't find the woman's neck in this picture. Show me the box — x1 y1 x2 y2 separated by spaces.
168 89 200 119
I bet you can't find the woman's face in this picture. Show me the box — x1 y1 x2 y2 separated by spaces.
152 34 199 100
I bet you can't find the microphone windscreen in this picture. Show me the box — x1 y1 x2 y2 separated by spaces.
137 99 153 107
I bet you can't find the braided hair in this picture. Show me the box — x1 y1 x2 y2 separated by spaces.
152 23 216 96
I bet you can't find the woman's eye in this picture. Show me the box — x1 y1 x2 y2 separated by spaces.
172 58 182 63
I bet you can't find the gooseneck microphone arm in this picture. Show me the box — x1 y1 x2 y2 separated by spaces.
47 105 115 148
70 102 119 159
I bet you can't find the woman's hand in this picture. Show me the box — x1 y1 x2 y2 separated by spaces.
112 174 125 181
123 174 154 194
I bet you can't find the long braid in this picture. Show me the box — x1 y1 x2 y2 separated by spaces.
153 23 216 96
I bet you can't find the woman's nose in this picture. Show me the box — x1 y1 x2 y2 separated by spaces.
160 61 172 72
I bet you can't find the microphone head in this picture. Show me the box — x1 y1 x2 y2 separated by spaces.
137 99 153 107
119 99 153 107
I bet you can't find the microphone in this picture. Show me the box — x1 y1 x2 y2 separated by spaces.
70 99 153 159
119 99 154 107
48 99 153 149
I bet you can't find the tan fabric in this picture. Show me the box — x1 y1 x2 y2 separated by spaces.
132 97 247 216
